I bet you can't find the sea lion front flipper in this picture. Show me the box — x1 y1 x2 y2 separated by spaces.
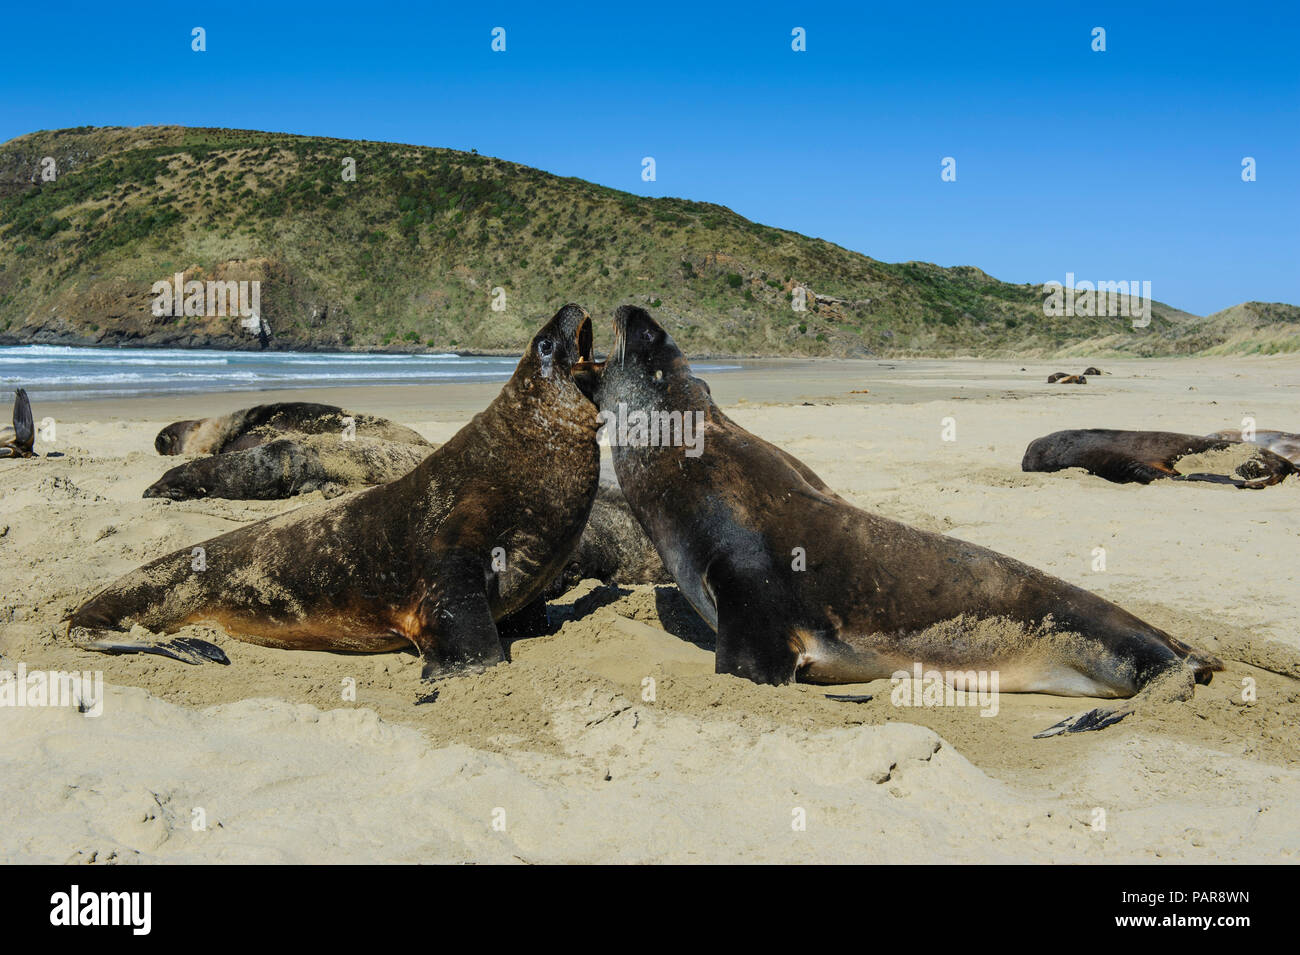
704 553 802 685
12 387 34 454
409 546 505 682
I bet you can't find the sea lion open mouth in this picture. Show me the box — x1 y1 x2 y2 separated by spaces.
571 313 605 399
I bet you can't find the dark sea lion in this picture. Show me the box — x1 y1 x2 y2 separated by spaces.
67 304 601 682
0 388 35 459
154 403 430 455
1205 428 1300 467
1081 366 1104 376
1045 372 1069 383
1022 429 1296 488
595 306 1223 737
1047 374 1087 384
547 479 670 595
143 434 436 501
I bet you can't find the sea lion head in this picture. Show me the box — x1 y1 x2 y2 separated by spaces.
595 305 703 412
144 457 216 499
155 420 200 454
514 303 599 401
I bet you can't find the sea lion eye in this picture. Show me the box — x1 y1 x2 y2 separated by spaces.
538 339 554 357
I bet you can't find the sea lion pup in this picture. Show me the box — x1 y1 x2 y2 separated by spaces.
1205 428 1300 467
143 434 436 501
596 306 1222 736
67 304 601 682
1022 429 1296 488
0 388 35 458
154 403 430 455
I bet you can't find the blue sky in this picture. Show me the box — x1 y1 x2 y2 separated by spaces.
1 1 1296 314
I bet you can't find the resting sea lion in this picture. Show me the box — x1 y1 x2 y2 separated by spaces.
1022 429 1296 488
143 434 436 500
0 388 35 459
595 306 1223 737
67 304 601 682
154 403 430 455
1046 373 1086 384
548 479 670 595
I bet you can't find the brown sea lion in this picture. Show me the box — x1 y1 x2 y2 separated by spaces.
595 306 1223 737
143 434 436 501
0 388 35 459
1046 373 1087 384
154 403 430 455
1081 366 1104 376
67 304 601 683
1022 429 1296 488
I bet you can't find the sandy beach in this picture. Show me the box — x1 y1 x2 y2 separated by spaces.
2 355 1298 864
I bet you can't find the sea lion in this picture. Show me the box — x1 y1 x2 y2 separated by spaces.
595 306 1223 736
1022 429 1297 488
1081 367 1104 376
0 388 35 459
547 479 670 595
154 403 430 455
1046 373 1086 384
143 434 436 501
67 304 601 682
1205 428 1300 467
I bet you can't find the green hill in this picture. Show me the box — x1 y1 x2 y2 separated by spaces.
0 125 1295 357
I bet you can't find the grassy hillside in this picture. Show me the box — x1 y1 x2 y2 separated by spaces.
0 125 1295 357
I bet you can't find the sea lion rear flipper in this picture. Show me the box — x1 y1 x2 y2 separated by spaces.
67 623 230 666
12 388 34 453
409 546 505 682
1032 702 1134 737
1033 660 1198 739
